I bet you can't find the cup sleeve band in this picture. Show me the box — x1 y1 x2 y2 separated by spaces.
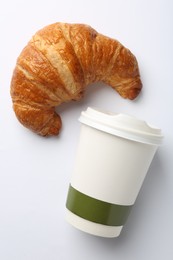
66 184 133 227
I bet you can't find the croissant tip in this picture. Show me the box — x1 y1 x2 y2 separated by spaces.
39 128 61 137
127 77 143 100
37 113 62 136
128 87 142 100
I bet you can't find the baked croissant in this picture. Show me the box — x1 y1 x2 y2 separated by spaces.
10 22 142 136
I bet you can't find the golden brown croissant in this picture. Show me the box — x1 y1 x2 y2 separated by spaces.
10 22 142 136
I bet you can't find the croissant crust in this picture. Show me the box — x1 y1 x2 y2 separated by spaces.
10 22 142 136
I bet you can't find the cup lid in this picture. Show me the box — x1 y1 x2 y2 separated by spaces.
79 107 163 145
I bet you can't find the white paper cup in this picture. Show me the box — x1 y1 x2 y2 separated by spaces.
66 107 163 238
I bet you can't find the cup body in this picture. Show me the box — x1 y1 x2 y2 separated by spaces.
66 108 163 237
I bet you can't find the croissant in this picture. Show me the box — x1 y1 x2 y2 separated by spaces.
10 22 142 136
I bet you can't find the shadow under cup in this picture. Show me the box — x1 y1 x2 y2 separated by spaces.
66 107 163 238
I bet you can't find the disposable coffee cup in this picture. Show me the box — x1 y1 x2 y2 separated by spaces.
66 107 163 238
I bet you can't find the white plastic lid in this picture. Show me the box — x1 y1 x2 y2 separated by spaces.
79 107 163 145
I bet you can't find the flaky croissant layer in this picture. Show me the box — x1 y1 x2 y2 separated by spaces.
10 22 142 136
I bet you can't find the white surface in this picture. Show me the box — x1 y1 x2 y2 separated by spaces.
66 209 122 238
0 0 173 259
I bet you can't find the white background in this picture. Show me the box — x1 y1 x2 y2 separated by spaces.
0 0 173 259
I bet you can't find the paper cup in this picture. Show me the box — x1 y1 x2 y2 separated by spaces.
66 107 163 238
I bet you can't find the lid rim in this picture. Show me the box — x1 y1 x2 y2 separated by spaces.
79 107 163 146
79 117 162 146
